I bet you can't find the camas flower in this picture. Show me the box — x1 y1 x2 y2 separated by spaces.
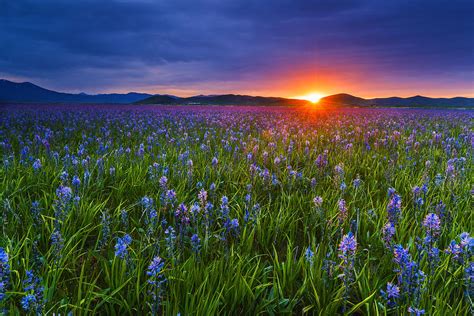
22 270 44 314
21 294 37 312
32 159 42 171
386 192 402 225
313 196 323 208
0 248 10 303
72 175 81 189
392 245 425 298
408 306 425 315
305 247 314 266
422 213 441 238
338 231 357 311
115 234 132 259
338 232 357 264
337 199 348 224
147 256 167 313
382 223 396 248
380 282 400 307
56 185 73 205
191 234 201 255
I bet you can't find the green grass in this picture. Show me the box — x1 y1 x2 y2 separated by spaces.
0 107 472 315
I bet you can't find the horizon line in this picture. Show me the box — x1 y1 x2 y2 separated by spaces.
2 78 473 100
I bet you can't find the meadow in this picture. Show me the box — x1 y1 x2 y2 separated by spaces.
0 104 472 315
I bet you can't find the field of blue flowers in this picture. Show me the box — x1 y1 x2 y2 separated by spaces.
0 105 472 315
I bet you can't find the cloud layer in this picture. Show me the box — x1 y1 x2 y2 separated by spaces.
1 0 473 96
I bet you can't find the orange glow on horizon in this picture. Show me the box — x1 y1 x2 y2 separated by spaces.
295 92 325 103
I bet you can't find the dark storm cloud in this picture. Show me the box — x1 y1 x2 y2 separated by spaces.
0 0 473 94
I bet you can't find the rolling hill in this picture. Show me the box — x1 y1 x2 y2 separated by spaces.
0 79 153 103
136 94 311 106
318 93 474 107
2 79 473 107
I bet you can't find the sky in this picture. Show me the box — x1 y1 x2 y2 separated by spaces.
0 0 473 98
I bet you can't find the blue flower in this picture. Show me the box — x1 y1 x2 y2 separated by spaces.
115 234 132 259
0 248 10 304
165 226 176 258
30 201 42 224
408 306 425 315
22 270 44 314
352 177 361 188
121 209 129 229
147 256 167 313
380 282 400 307
191 234 201 255
392 245 425 299
72 175 81 189
21 294 37 312
51 229 64 254
32 159 42 171
305 247 314 266
386 192 402 225
56 185 73 205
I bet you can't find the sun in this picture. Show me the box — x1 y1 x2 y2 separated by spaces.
296 93 324 103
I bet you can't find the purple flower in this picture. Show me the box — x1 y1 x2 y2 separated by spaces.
386 192 402 225
338 231 357 311
313 196 323 208
338 232 357 263
445 240 462 260
159 176 168 190
382 223 396 248
422 213 441 237
352 177 361 188
198 189 208 206
337 199 348 224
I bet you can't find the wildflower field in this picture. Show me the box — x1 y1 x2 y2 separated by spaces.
0 105 472 315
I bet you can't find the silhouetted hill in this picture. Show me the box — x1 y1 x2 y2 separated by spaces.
2 79 473 107
0 79 153 103
136 94 311 106
318 93 369 107
319 93 474 107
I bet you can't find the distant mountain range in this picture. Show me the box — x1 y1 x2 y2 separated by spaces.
135 94 310 106
0 79 152 103
1 79 473 107
318 93 474 107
